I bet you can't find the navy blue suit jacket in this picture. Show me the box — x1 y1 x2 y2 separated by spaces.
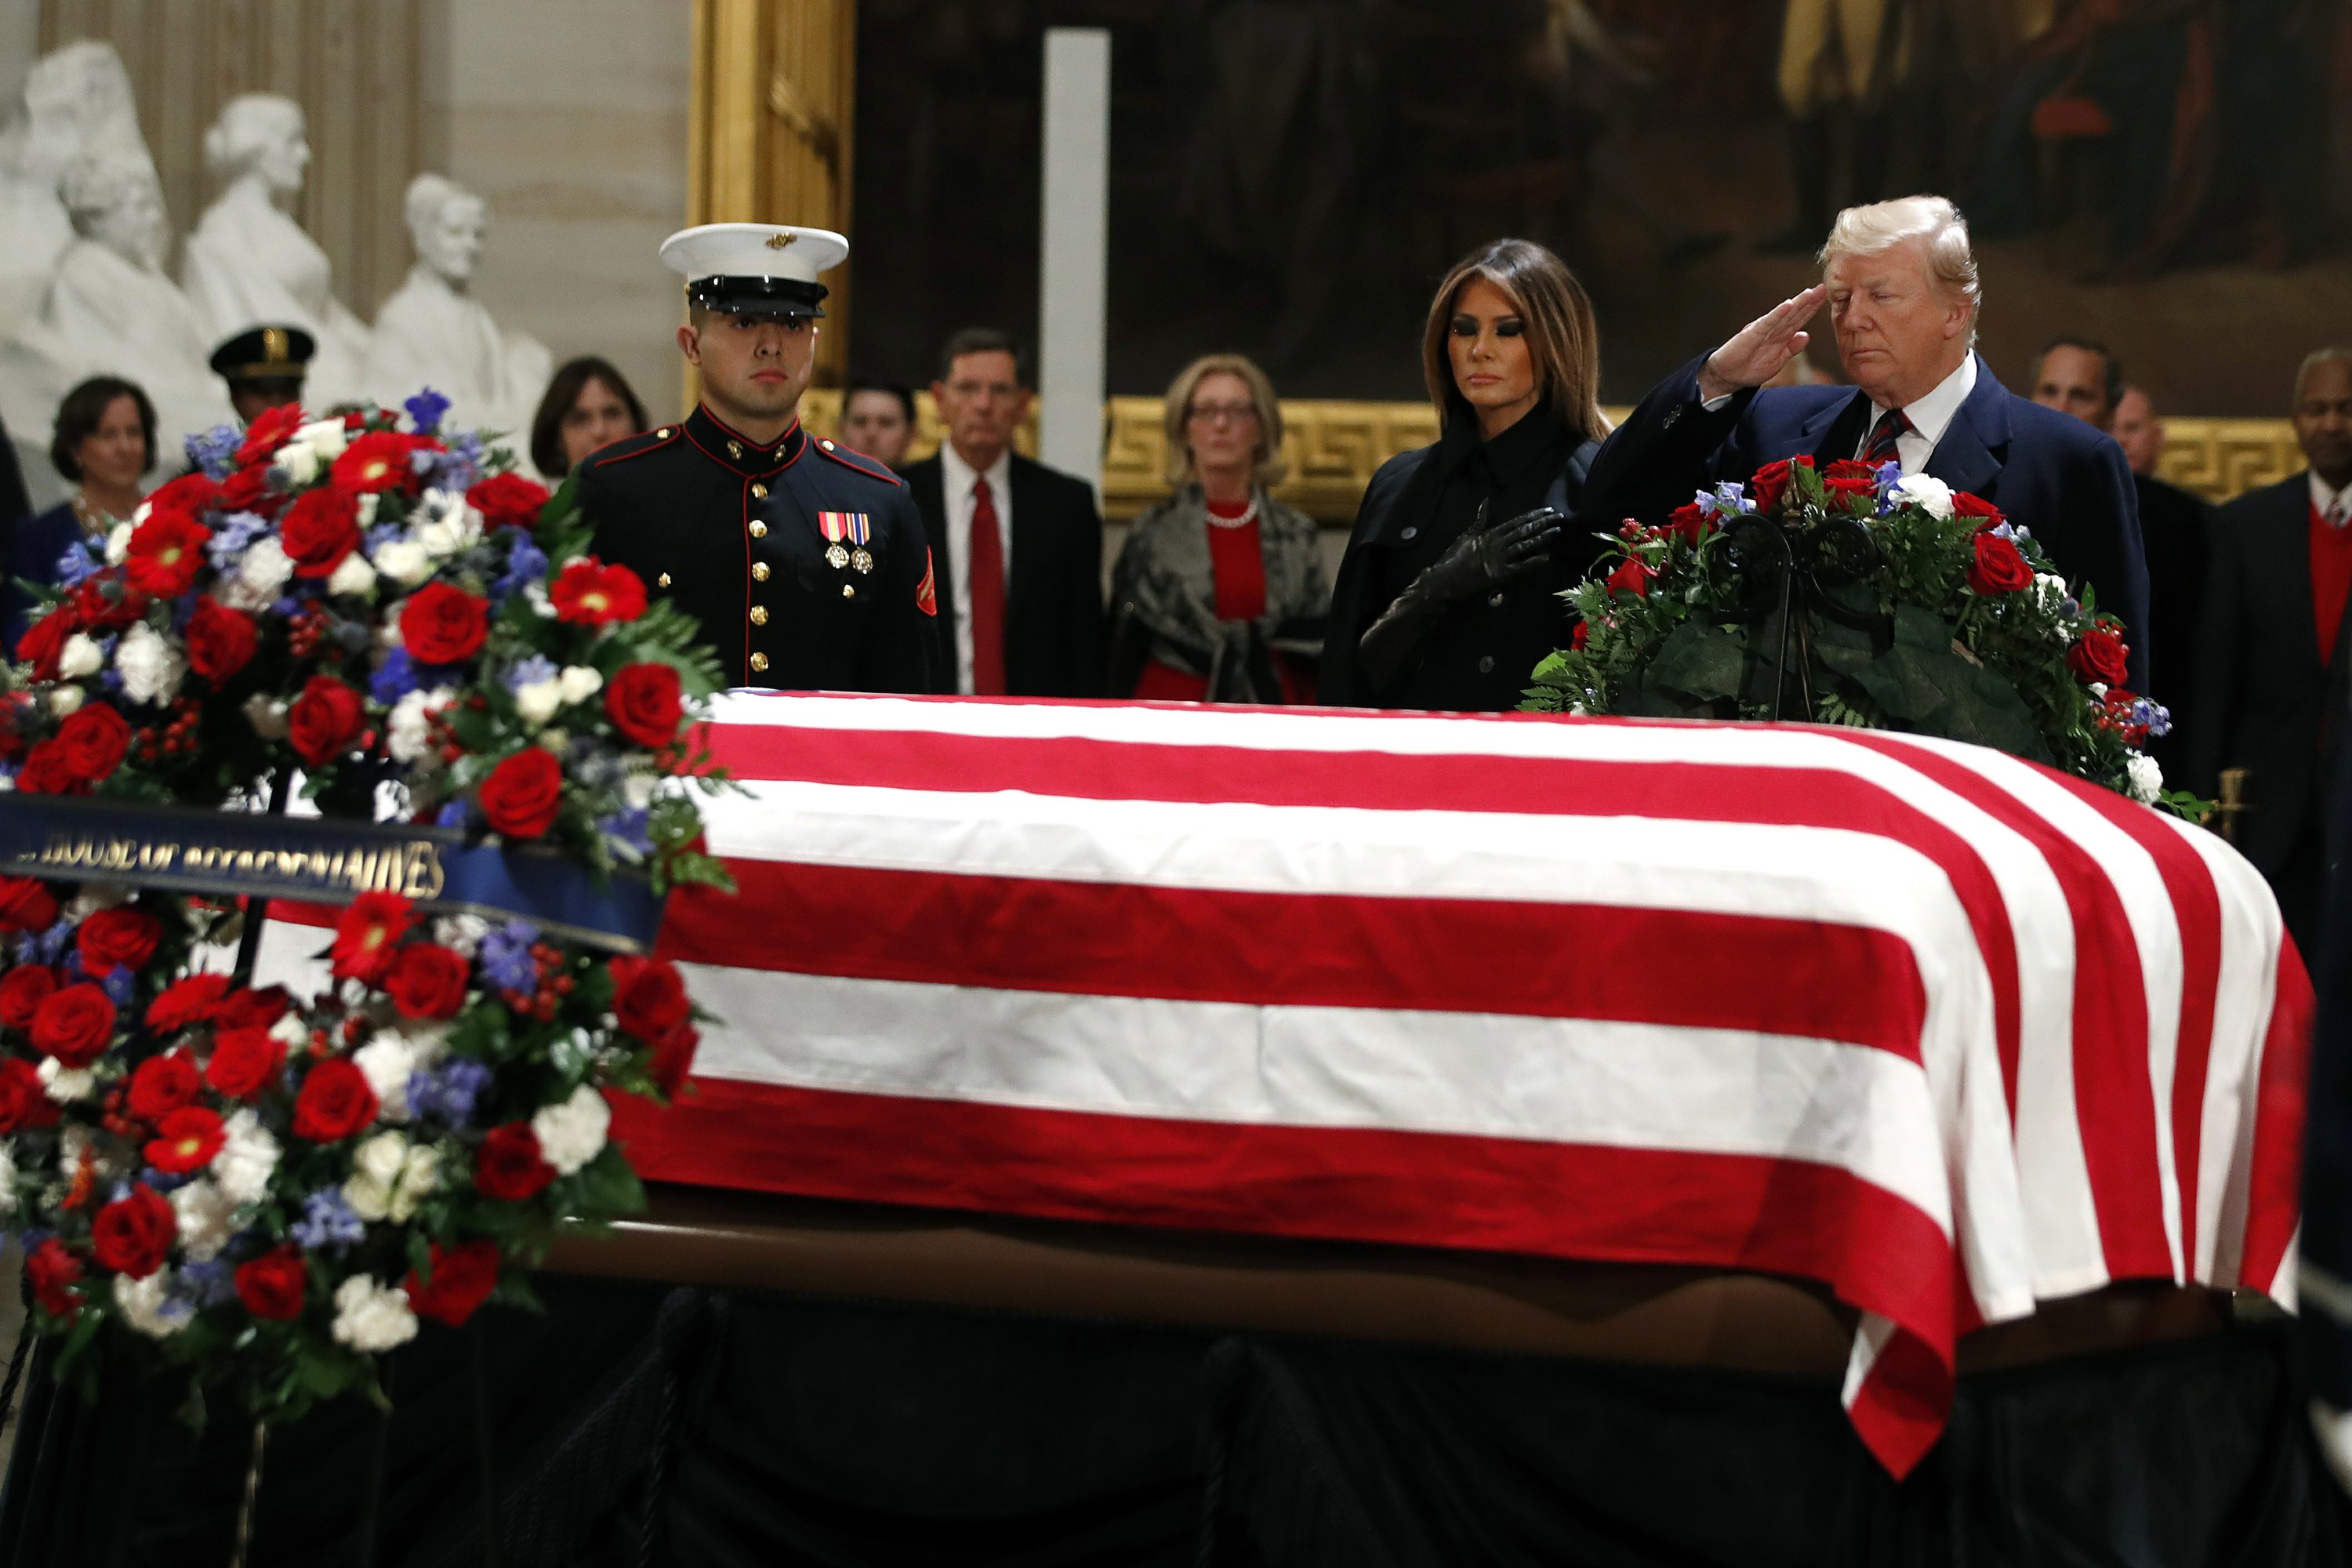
2 503 82 658
1588 352 2151 695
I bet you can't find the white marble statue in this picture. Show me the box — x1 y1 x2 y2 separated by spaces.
180 93 372 408
0 42 148 342
0 148 234 485
364 173 550 437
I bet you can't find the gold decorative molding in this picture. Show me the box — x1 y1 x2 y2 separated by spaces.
800 390 2300 522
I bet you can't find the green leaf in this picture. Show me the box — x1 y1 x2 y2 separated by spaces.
1643 621 1746 703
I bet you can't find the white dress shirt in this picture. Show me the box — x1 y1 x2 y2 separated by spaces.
937 441 1014 695
2313 470 2352 529
1858 354 1976 474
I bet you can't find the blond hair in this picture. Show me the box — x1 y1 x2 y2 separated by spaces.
1162 353 1287 488
1819 195 1981 346
1421 239 1606 442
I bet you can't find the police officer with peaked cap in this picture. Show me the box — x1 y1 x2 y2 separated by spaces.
209 325 314 426
575 223 940 692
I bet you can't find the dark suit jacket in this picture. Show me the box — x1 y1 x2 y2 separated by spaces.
2188 472 2345 903
2133 470 2211 773
1588 352 2151 694
905 451 1105 698
2 503 83 657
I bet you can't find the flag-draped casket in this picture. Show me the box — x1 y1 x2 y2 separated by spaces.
597 693 2309 1479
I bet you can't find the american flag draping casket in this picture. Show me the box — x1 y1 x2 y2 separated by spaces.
597 692 2308 1479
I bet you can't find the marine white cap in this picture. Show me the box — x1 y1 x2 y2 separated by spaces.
658 223 848 318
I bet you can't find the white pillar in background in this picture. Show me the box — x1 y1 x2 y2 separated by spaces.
1037 27 1110 495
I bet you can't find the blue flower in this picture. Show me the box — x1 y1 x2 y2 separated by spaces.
205 512 270 575
505 655 558 694
1711 481 1755 517
175 1258 238 1308
478 920 540 995
370 648 420 706
1989 522 2016 541
1874 459 1903 492
183 423 242 481
493 536 547 601
290 1189 367 1253
410 1058 492 1127
435 799 471 830
405 387 452 434
2136 699 2173 739
96 966 135 1008
140 1166 195 1192
53 541 98 588
599 807 652 856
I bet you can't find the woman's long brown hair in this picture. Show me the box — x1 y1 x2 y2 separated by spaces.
1420 238 1606 443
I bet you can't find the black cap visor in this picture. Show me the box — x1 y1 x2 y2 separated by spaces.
687 275 829 318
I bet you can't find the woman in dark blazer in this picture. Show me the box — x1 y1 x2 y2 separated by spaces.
1319 238 1613 711
5 377 157 654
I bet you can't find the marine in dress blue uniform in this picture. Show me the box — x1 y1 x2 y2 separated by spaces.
575 223 939 693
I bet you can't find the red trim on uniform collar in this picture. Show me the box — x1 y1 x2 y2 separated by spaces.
695 403 800 454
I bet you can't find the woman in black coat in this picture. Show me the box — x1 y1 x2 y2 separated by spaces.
1319 238 1613 711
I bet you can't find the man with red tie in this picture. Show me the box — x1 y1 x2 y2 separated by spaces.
2188 347 2352 953
903 328 1105 697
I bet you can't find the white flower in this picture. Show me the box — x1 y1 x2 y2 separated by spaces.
355 492 379 529
513 679 562 728
557 666 603 705
294 417 349 462
244 693 290 739
353 1130 409 1188
415 505 481 560
524 579 554 619
104 521 132 565
433 915 489 956
116 622 185 706
538 728 569 757
354 1036 416 1120
171 1178 238 1262
372 539 434 587
326 551 378 599
114 1271 191 1339
330 1275 416 1352
274 443 321 487
346 1129 441 1221
46 685 83 717
2127 753 2164 805
622 771 656 811
57 633 101 680
0 1145 18 1217
343 1172 392 1221
64 885 129 920
212 1109 281 1204
2088 682 2108 700
390 1144 439 1221
38 1057 94 1103
269 1011 309 1047
531 1083 611 1177
225 537 294 610
1890 473 1955 520
387 686 457 764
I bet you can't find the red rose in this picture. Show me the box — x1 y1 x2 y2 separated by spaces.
234 1244 310 1321
399 582 491 666
126 1050 201 1121
145 472 221 517
406 1239 501 1327
385 942 470 1020
0 876 60 933
467 473 550 532
0 965 57 1029
26 1238 82 1317
234 404 304 466
550 559 648 626
1664 503 1710 546
53 703 130 786
1751 455 1813 512
146 1105 226 1174
649 1018 699 1098
69 579 146 632
1570 620 1589 652
279 486 361 578
0 1056 56 1132
123 510 212 597
474 1123 557 1200
331 893 416 983
77 904 163 974
2067 622 2132 688
1965 532 2034 595
213 985 292 1033
1953 492 2004 529
14 607 75 678
330 431 427 497
91 1184 174 1278
31 982 115 1066
1820 459 1878 505
292 1057 379 1142
219 463 281 518
204 1025 285 1101
1605 559 1656 597
479 748 563 839
609 954 690 1042
288 676 366 768
184 596 259 684
146 972 230 1035
604 662 684 749
16 741 82 797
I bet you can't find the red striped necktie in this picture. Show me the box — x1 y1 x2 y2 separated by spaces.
1860 407 1911 466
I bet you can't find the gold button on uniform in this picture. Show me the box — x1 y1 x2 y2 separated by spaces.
751 561 770 581
749 520 768 538
749 652 768 673
751 483 768 499
841 583 855 599
657 572 672 587
655 427 672 438
750 605 768 626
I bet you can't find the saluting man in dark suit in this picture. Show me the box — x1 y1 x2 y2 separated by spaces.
575 223 938 694
1590 195 2151 695
2188 347 2352 953
902 328 1105 697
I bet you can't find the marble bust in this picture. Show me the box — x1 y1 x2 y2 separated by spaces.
0 42 147 341
364 173 550 437
180 93 372 408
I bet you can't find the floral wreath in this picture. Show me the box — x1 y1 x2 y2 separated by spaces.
1526 456 2192 814
0 390 728 1426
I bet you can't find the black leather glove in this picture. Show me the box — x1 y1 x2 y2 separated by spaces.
1356 505 1566 694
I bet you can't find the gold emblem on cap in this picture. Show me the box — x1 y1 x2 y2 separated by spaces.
750 605 769 626
825 543 850 570
263 327 289 363
750 652 769 673
764 231 797 250
749 520 768 539
752 561 770 581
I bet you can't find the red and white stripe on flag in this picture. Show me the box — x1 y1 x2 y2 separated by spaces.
607 692 2310 1479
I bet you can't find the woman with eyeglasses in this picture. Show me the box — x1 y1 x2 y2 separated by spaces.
1319 238 1615 711
1109 353 1329 702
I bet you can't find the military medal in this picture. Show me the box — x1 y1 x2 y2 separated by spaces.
817 510 873 574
